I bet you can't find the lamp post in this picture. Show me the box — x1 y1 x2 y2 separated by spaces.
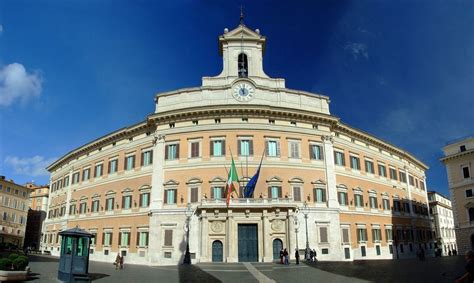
183 203 194 264
294 209 300 251
301 201 310 260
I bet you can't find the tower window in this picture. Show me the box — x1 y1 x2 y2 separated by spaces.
238 53 248 78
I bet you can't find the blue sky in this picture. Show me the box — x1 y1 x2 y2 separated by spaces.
1 1 473 197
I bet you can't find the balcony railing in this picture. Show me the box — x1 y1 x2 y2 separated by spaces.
200 197 296 207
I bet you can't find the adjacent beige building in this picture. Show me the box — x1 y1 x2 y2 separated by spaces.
442 136 474 254
43 22 434 264
0 176 31 248
24 183 49 250
427 191 457 254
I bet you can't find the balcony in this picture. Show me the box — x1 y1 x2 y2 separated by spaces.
199 198 298 209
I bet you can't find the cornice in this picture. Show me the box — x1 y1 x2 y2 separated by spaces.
440 148 474 163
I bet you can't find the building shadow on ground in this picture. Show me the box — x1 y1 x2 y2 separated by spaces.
178 264 221 283
27 254 59 262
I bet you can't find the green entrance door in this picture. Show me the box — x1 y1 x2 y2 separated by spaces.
238 224 258 262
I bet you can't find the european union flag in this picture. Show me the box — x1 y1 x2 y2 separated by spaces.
244 157 263 198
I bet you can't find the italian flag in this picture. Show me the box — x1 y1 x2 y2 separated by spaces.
226 156 239 207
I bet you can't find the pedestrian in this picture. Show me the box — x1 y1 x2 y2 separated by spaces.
115 253 121 270
312 249 317 262
420 248 425 261
454 249 458 256
120 254 124 269
283 248 289 265
309 249 314 262
449 250 452 256
455 250 474 283
280 249 284 264
295 249 300 265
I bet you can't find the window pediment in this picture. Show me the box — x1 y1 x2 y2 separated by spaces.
289 177 305 184
209 176 226 184
186 178 203 185
266 176 282 183
310 179 325 186
163 179 179 187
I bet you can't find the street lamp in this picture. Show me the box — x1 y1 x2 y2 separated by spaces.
301 201 310 260
294 209 300 251
183 203 194 264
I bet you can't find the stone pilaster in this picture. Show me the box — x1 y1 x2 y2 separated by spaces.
322 135 339 208
200 210 209 262
262 210 272 262
150 133 165 210
64 169 74 219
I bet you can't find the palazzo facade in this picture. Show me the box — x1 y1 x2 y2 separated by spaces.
42 23 433 265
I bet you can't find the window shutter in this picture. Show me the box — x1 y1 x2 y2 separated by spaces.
222 140 226 155
137 232 140 246
124 157 127 170
265 141 269 156
210 141 214 156
293 187 300 201
249 140 254 155
132 156 135 168
119 233 122 246
210 188 214 199
165 145 169 160
122 196 125 209
238 141 242 155
276 141 280 157
127 232 130 245
173 189 177 204
139 194 142 207
164 230 173 246
145 232 149 246
150 150 153 164
164 190 168 204
322 189 326 202
337 192 341 204
176 144 180 159
141 152 144 166
220 187 225 198
267 187 271 198
342 229 349 243
278 187 282 198
313 188 317 202
102 233 105 245
309 144 313 159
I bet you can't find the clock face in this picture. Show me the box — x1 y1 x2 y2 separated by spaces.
232 83 255 102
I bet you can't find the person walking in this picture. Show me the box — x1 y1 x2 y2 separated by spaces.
283 248 289 265
280 249 284 264
119 254 124 269
295 249 300 265
312 249 317 262
115 253 121 270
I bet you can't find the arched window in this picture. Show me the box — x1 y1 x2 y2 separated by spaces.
238 53 248 78
469 208 474 222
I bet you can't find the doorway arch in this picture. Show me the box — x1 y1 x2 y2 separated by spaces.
272 238 283 260
212 240 223 262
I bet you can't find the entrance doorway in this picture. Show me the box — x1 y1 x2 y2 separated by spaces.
273 239 283 260
238 224 258 262
212 240 223 262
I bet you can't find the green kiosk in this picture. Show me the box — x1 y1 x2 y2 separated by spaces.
58 227 94 282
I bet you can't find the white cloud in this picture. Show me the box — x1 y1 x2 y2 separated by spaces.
0 63 42 107
4 155 56 177
344 42 369 60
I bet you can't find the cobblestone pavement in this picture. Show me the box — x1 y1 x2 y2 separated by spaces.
25 254 466 283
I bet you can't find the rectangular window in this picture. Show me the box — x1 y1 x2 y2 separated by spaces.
211 187 224 199
314 188 326 203
404 202 411 213
122 195 132 209
355 194 364 208
334 151 345 166
138 231 149 247
463 166 471 179
288 141 300 158
211 140 225 157
393 200 401 212
106 198 114 211
399 171 407 183
365 160 374 174
72 172 80 184
342 228 350 243
319 227 328 243
376 245 381 255
409 175 415 186
103 232 112 246
361 246 366 257
92 200 99 213
120 231 130 247
164 230 173 246
266 140 280 157
164 189 177 204
69 204 76 215
165 144 179 160
190 141 200 158
389 168 397 180
420 181 425 191
125 155 135 171
140 192 150 207
357 228 368 242
372 229 381 242
466 189 473 198
386 228 393 241
108 159 118 174
293 187 301 202
369 196 378 209
239 139 253 156
94 164 103 178
79 202 87 214
141 150 153 166
350 156 360 170
310 144 323 160
82 168 90 181
269 186 282 199
338 192 348 206
190 187 198 203
383 199 390 210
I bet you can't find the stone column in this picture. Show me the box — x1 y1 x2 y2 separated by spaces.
322 136 339 208
288 209 295 257
262 210 272 262
150 133 165 210
200 210 209 262
226 210 237 262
